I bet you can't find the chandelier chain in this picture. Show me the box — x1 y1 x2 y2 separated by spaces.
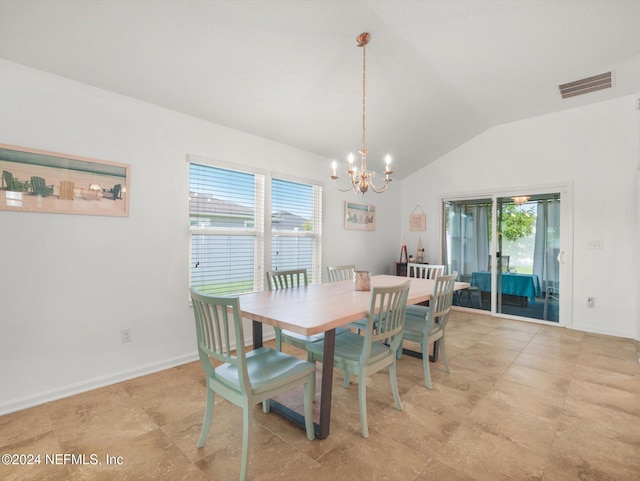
361 43 367 158
330 32 392 195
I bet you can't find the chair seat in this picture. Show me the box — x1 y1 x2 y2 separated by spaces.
281 330 325 344
307 331 389 363
405 304 428 318
216 347 316 395
281 327 350 351
346 318 368 331
403 317 444 341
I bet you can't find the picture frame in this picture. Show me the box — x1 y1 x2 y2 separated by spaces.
344 201 375 231
0 143 130 216
410 213 426 231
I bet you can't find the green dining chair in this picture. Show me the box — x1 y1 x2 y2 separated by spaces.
404 263 445 316
306 280 411 438
398 272 457 389
326 264 356 282
190 288 315 481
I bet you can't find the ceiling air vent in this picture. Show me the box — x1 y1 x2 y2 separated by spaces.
558 72 612 99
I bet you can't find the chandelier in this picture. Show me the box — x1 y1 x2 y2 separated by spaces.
330 32 393 194
511 196 530 205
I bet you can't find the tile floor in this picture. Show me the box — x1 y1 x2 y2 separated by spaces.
1 311 640 481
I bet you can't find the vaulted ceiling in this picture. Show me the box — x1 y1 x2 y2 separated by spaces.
1 0 639 179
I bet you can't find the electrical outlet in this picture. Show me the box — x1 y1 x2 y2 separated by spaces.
121 328 132 343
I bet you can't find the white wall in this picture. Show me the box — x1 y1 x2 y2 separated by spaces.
401 95 640 340
0 59 401 414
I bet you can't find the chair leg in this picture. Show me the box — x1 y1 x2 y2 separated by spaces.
440 335 450 373
197 388 215 447
304 372 316 441
343 371 350 388
262 400 270 413
239 404 252 481
389 360 403 411
358 373 369 438
421 339 432 389
275 327 283 351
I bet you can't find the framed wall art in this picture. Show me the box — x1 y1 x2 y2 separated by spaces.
0 143 130 216
410 204 426 231
345 201 375 231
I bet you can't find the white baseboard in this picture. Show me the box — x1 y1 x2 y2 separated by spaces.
570 322 637 341
0 331 277 417
0 353 198 417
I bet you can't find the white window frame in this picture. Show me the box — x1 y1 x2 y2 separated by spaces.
188 156 322 293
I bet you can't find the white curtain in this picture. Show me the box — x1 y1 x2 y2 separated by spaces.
447 203 463 275
466 205 490 274
533 200 560 291
445 203 489 279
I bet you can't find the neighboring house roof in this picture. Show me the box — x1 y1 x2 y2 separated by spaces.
272 211 309 231
190 192 309 230
189 192 253 217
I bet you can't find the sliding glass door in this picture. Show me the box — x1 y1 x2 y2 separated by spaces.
443 198 491 308
444 192 563 323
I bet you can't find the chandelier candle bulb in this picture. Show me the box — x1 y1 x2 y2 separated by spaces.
331 161 337 178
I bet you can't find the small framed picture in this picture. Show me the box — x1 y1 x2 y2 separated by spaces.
345 201 376 231
410 213 426 231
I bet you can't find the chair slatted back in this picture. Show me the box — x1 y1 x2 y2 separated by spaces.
59 181 74 200
189 288 250 393
488 255 510 272
31 176 44 190
361 281 411 362
266 268 308 291
30 176 53 196
2 170 27 191
427 273 457 334
327 265 356 282
406 263 445 280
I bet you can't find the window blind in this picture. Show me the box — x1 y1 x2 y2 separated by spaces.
271 178 322 284
189 163 264 295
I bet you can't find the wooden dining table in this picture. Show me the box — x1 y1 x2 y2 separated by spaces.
238 274 469 439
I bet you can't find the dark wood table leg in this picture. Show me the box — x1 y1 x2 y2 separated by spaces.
316 328 335 440
252 320 263 349
429 339 439 362
401 340 440 361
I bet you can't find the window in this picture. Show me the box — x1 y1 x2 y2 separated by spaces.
189 163 265 296
271 178 322 285
189 161 321 295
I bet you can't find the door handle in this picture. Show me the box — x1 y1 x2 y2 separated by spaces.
557 250 565 265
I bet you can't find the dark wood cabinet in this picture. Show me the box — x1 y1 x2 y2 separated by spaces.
395 261 429 277
395 262 407 277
